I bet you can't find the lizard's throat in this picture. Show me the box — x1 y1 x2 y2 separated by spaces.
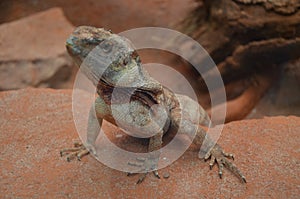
96 79 163 107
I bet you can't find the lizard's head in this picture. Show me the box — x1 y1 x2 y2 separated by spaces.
66 26 143 87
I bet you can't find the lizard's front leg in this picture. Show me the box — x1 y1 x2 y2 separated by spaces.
60 97 106 161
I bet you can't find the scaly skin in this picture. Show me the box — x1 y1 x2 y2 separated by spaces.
61 26 246 184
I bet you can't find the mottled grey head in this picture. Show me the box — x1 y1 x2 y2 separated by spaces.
66 26 143 87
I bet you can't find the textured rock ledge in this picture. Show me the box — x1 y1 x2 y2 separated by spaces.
0 88 299 198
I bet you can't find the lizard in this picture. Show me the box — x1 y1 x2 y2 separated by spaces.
61 26 246 184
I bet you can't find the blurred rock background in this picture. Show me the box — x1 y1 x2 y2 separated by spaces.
0 0 195 90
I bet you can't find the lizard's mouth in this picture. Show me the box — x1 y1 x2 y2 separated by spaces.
66 37 79 55
98 78 112 87
66 37 87 66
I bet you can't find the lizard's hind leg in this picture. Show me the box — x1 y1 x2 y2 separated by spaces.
193 128 246 183
127 130 164 184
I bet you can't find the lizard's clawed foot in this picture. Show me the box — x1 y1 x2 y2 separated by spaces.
127 170 160 184
128 156 160 184
204 145 246 183
60 141 96 161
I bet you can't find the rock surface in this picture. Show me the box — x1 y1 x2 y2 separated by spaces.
0 0 196 33
0 88 299 198
0 8 76 90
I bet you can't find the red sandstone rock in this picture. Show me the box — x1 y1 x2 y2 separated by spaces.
0 88 299 198
0 8 76 90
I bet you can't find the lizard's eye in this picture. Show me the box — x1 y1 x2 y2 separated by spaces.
100 40 113 53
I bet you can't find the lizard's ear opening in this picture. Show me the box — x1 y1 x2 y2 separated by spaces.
123 56 130 66
131 50 141 64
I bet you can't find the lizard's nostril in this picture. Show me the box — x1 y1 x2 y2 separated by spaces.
66 39 72 46
66 37 73 47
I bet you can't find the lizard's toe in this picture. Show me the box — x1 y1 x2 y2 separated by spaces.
209 156 216 170
153 170 160 179
204 151 212 161
60 141 92 161
77 148 89 161
222 150 234 160
136 172 148 184
216 158 225 179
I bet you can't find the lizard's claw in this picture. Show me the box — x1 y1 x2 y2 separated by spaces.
128 156 160 184
204 145 246 183
60 141 96 161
